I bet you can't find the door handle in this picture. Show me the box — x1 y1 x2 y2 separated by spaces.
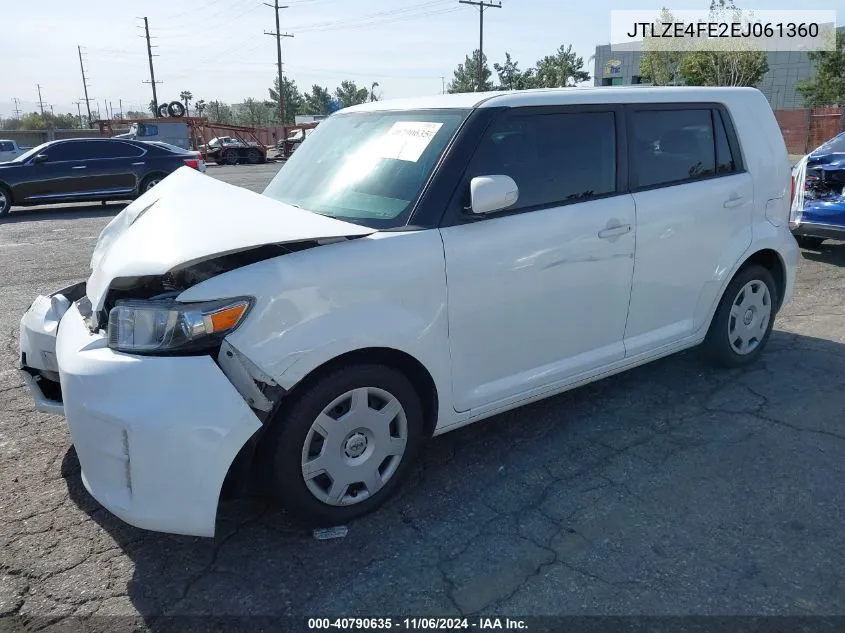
598 223 632 239
132 162 145 166
71 166 86 170
723 194 744 208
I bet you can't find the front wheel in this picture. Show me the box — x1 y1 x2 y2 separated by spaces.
0 185 11 218
699 264 778 368
264 364 424 525
223 149 238 165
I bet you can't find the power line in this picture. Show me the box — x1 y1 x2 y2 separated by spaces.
264 1 294 125
139 17 163 115
78 46 94 127
458 0 501 91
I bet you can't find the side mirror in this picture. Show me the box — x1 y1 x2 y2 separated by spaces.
32 154 49 164
469 175 519 215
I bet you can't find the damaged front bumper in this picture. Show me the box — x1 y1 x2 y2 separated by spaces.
19 288 265 537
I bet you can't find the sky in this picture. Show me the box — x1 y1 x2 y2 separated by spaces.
1 0 841 119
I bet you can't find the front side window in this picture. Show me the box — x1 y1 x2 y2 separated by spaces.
465 110 617 210
43 142 88 161
631 109 716 188
0 142 13 152
263 109 468 229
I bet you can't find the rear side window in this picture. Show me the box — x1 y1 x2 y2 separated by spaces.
90 141 144 159
631 109 716 188
467 110 616 210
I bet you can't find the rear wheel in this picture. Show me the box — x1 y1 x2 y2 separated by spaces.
699 264 777 368
139 173 166 194
0 185 11 218
264 364 424 525
223 149 239 165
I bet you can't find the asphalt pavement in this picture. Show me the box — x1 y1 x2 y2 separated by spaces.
1 164 844 629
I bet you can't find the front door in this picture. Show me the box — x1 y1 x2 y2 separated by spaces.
440 106 636 413
13 141 89 202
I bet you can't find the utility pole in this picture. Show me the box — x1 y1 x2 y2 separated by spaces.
36 84 46 118
458 0 501 91
74 101 83 128
119 99 123 119
264 1 294 125
11 98 22 118
139 17 162 115
441 77 446 94
77 46 94 127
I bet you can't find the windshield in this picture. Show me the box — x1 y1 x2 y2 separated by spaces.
814 132 845 155
263 109 468 229
12 142 52 163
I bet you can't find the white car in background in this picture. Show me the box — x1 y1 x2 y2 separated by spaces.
19 86 798 537
0 140 28 162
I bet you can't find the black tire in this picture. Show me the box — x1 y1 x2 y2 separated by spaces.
796 235 825 249
245 148 262 165
0 184 11 218
139 172 166 195
223 149 239 165
263 364 424 526
157 103 170 118
167 101 186 117
699 264 778 369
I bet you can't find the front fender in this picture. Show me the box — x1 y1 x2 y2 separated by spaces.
177 230 454 425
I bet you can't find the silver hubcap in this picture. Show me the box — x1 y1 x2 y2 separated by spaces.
301 387 408 506
0 191 7 211
146 179 161 191
728 280 771 355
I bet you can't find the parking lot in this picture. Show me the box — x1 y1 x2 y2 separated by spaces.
1 163 844 627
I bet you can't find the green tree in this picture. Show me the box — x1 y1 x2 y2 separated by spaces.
448 50 493 93
639 8 685 85
125 110 148 119
533 44 590 88
194 100 207 117
14 112 77 130
236 98 269 126
302 85 333 115
334 80 371 108
269 76 304 125
797 30 845 106
206 100 233 124
678 0 768 87
179 90 193 116
494 52 535 90
148 100 158 116
370 82 381 101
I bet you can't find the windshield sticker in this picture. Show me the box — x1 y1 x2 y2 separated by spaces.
376 122 443 162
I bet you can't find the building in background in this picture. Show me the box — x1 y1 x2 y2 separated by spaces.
593 26 844 110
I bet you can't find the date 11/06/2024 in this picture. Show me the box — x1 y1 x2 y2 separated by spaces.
307 617 528 630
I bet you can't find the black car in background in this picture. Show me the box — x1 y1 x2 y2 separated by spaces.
0 138 206 217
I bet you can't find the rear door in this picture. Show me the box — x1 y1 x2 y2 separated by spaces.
78 140 146 195
623 104 753 356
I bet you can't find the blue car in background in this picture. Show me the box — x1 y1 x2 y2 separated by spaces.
791 131 845 247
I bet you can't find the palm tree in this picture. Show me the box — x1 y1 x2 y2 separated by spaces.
179 90 193 116
195 99 207 117
370 82 380 102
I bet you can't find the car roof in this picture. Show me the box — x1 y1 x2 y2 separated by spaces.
341 86 764 113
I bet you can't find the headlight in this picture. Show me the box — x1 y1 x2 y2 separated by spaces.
107 297 251 354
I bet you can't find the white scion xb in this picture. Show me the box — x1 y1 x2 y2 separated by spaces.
19 87 799 537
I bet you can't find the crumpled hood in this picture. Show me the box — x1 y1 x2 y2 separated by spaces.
86 166 374 311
